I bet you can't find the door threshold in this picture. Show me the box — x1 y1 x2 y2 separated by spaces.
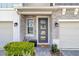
37 44 49 48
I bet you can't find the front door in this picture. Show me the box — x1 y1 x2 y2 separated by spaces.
38 18 48 43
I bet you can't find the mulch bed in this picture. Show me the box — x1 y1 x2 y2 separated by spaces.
50 51 64 56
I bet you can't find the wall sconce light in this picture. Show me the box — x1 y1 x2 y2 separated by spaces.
14 22 18 26
55 22 59 27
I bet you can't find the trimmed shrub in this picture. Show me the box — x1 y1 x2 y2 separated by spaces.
4 42 35 56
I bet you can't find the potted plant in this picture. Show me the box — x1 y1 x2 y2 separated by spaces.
50 44 63 56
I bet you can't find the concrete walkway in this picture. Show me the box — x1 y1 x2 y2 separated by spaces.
35 47 51 56
1 49 79 56
0 50 5 56
62 50 79 56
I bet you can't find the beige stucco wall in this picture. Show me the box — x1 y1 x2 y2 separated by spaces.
23 3 50 7
20 15 26 41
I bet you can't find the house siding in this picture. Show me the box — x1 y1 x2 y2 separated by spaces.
0 9 20 41
51 9 79 47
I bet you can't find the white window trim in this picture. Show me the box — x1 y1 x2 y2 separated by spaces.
26 17 34 36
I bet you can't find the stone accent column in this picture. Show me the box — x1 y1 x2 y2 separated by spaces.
51 12 60 48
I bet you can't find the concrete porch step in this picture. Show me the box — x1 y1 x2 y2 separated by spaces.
35 46 51 56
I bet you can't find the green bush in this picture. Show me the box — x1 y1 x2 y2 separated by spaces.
51 44 60 53
4 42 35 56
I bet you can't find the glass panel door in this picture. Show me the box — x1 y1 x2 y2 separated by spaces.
38 18 48 43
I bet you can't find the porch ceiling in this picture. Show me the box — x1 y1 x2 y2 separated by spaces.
15 7 79 16
16 7 55 15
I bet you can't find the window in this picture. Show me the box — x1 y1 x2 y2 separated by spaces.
0 3 14 8
26 18 34 34
0 3 17 8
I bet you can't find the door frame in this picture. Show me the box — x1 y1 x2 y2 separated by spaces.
36 16 50 45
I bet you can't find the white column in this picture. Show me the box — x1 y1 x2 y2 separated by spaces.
13 13 21 41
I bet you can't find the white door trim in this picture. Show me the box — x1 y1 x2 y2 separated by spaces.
36 16 50 45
